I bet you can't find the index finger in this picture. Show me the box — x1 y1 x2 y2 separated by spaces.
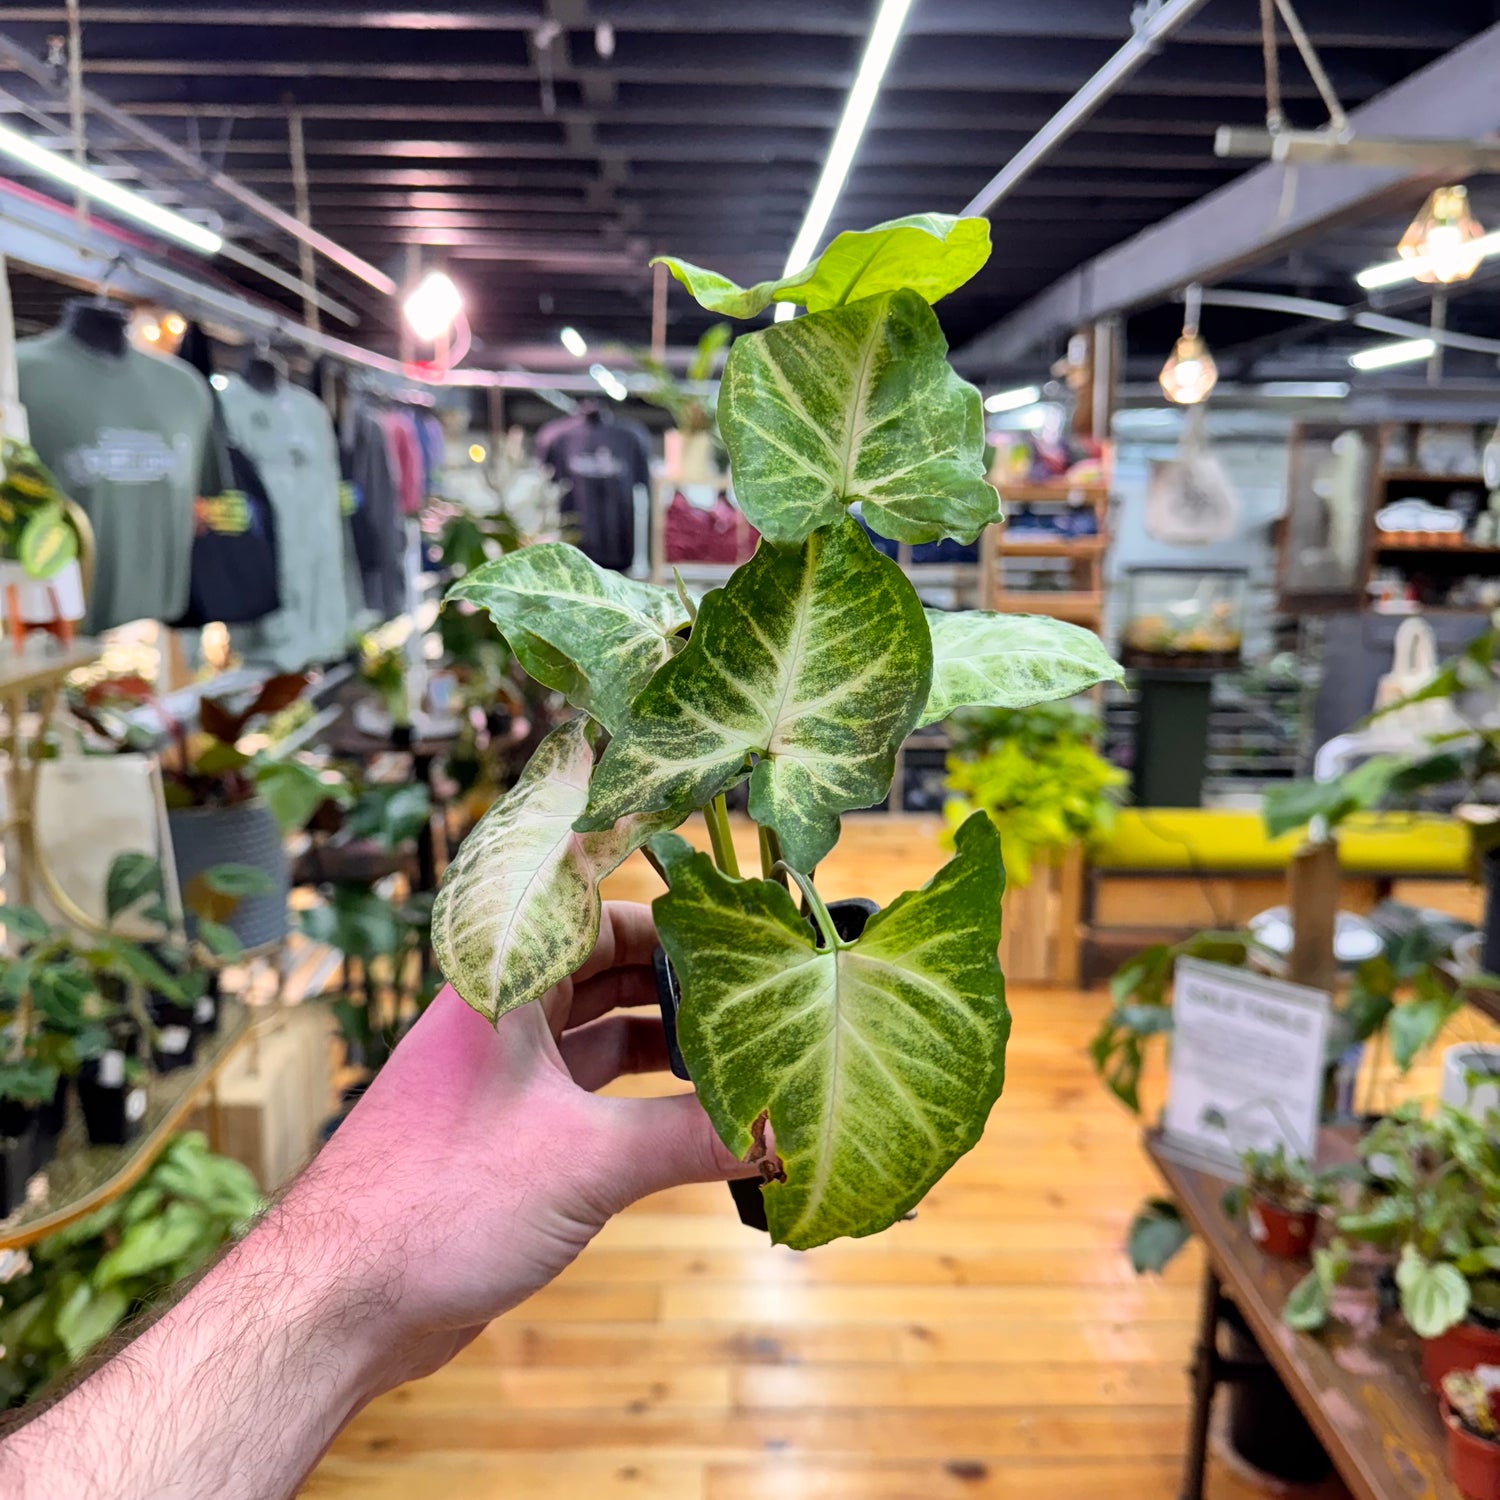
571 902 659 986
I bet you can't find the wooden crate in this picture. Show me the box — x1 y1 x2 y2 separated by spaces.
1000 844 1085 987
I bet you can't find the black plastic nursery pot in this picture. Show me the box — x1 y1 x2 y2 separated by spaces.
654 896 879 1234
192 971 222 1041
148 996 199 1074
33 1076 68 1168
0 1125 35 1216
78 1051 147 1148
1221 1301 1332 1483
0 1098 41 1184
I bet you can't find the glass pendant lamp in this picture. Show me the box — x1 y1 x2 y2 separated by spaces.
1398 186 1485 286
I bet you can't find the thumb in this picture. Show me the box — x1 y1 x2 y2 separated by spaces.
600 1092 760 1210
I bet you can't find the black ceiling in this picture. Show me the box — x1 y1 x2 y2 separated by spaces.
1 0 1498 383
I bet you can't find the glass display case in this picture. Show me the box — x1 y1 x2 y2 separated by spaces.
1120 565 1248 672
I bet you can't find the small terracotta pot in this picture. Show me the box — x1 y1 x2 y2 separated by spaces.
1426 1321 1500 1389
1445 1403 1500 1500
1247 1196 1319 1259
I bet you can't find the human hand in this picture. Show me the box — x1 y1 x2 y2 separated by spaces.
282 900 754 1392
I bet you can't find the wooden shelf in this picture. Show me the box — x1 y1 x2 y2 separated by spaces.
0 637 102 698
1378 469 1485 485
996 534 1107 558
1375 541 1500 555
992 591 1103 624
995 482 1109 504
0 1004 255 1251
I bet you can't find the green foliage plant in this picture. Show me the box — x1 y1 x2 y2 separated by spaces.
0 1132 260 1405
0 439 80 581
1284 1104 1500 1337
942 703 1125 887
432 215 1121 1248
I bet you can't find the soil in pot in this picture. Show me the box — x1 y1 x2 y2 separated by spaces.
78 1051 147 1147
148 997 199 1074
1446 1405 1500 1500
1247 1196 1320 1259
1426 1319 1500 1390
654 898 880 1235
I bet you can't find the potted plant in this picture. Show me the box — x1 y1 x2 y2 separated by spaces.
357 635 412 746
1281 1105 1500 1385
637 321 731 485
0 1130 260 1406
71 672 320 951
0 438 85 646
430 214 1120 1247
1229 1143 1338 1258
1442 1367 1500 1500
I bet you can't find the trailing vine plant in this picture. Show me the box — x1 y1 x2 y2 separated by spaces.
432 215 1121 1248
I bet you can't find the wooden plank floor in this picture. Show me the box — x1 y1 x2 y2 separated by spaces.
302 815 1484 1500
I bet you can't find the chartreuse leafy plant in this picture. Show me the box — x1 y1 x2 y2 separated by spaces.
433 214 1120 1248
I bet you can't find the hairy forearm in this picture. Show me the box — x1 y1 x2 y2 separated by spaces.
0 1192 399 1500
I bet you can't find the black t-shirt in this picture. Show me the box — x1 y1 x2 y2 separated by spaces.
536 411 651 572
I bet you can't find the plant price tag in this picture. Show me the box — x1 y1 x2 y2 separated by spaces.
1161 957 1330 1175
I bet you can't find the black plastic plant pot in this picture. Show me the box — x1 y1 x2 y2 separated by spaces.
33 1077 68 1169
78 1052 147 1147
148 998 199 1074
392 724 414 751
192 971 222 1041
0 1126 34 1215
0 1100 39 1183
654 896 879 1235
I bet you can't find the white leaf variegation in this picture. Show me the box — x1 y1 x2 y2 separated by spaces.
446 545 690 734
432 718 678 1020
655 811 1009 1249
717 289 1000 546
919 609 1123 727
653 214 990 319
576 518 931 870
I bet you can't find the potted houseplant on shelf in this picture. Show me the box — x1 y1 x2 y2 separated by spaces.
1227 1143 1338 1259
430 214 1120 1248
1280 1104 1500 1383
0 438 86 647
1442 1367 1500 1500
637 321 731 486
0 1130 260 1407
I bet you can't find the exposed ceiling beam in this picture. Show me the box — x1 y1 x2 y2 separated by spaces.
958 22 1500 372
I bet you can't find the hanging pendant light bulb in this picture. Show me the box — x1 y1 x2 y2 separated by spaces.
1159 283 1218 405
1398 185 1485 285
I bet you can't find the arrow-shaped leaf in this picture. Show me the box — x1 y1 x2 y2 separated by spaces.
446 545 690 734
654 214 990 319
433 718 679 1020
718 289 999 545
919 609 1123 727
578 517 931 870
656 810 1009 1249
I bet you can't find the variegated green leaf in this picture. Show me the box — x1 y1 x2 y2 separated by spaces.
432 718 678 1019
18 503 78 580
654 214 990 319
718 289 999 545
446 545 690 734
578 518 930 870
919 609 1123 727
656 810 1008 1249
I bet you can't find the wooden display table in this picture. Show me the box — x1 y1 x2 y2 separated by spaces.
1147 1130 1459 1500
0 1003 254 1251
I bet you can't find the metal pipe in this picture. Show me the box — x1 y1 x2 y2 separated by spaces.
0 29 397 296
961 0 1215 217
287 108 320 331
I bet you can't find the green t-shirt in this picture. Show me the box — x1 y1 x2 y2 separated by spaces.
16 332 212 634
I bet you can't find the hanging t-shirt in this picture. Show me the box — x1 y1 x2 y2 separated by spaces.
536 410 651 572
219 374 349 672
343 399 405 618
16 330 213 634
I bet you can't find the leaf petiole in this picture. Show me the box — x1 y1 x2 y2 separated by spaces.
703 794 741 878
776 862 841 949
759 824 788 888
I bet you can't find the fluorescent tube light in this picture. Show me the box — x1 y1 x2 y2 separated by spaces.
589 362 627 401
1357 231 1500 290
0 119 222 256
983 384 1041 414
560 326 587 357
1258 381 1350 398
1348 337 1436 371
773 0 915 323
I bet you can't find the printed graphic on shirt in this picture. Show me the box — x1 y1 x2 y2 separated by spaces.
568 446 628 479
61 429 193 488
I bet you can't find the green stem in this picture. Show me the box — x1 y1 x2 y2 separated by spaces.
778 862 840 949
758 825 788 888
703 794 740 878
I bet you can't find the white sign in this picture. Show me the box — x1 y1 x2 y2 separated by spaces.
1162 958 1331 1172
